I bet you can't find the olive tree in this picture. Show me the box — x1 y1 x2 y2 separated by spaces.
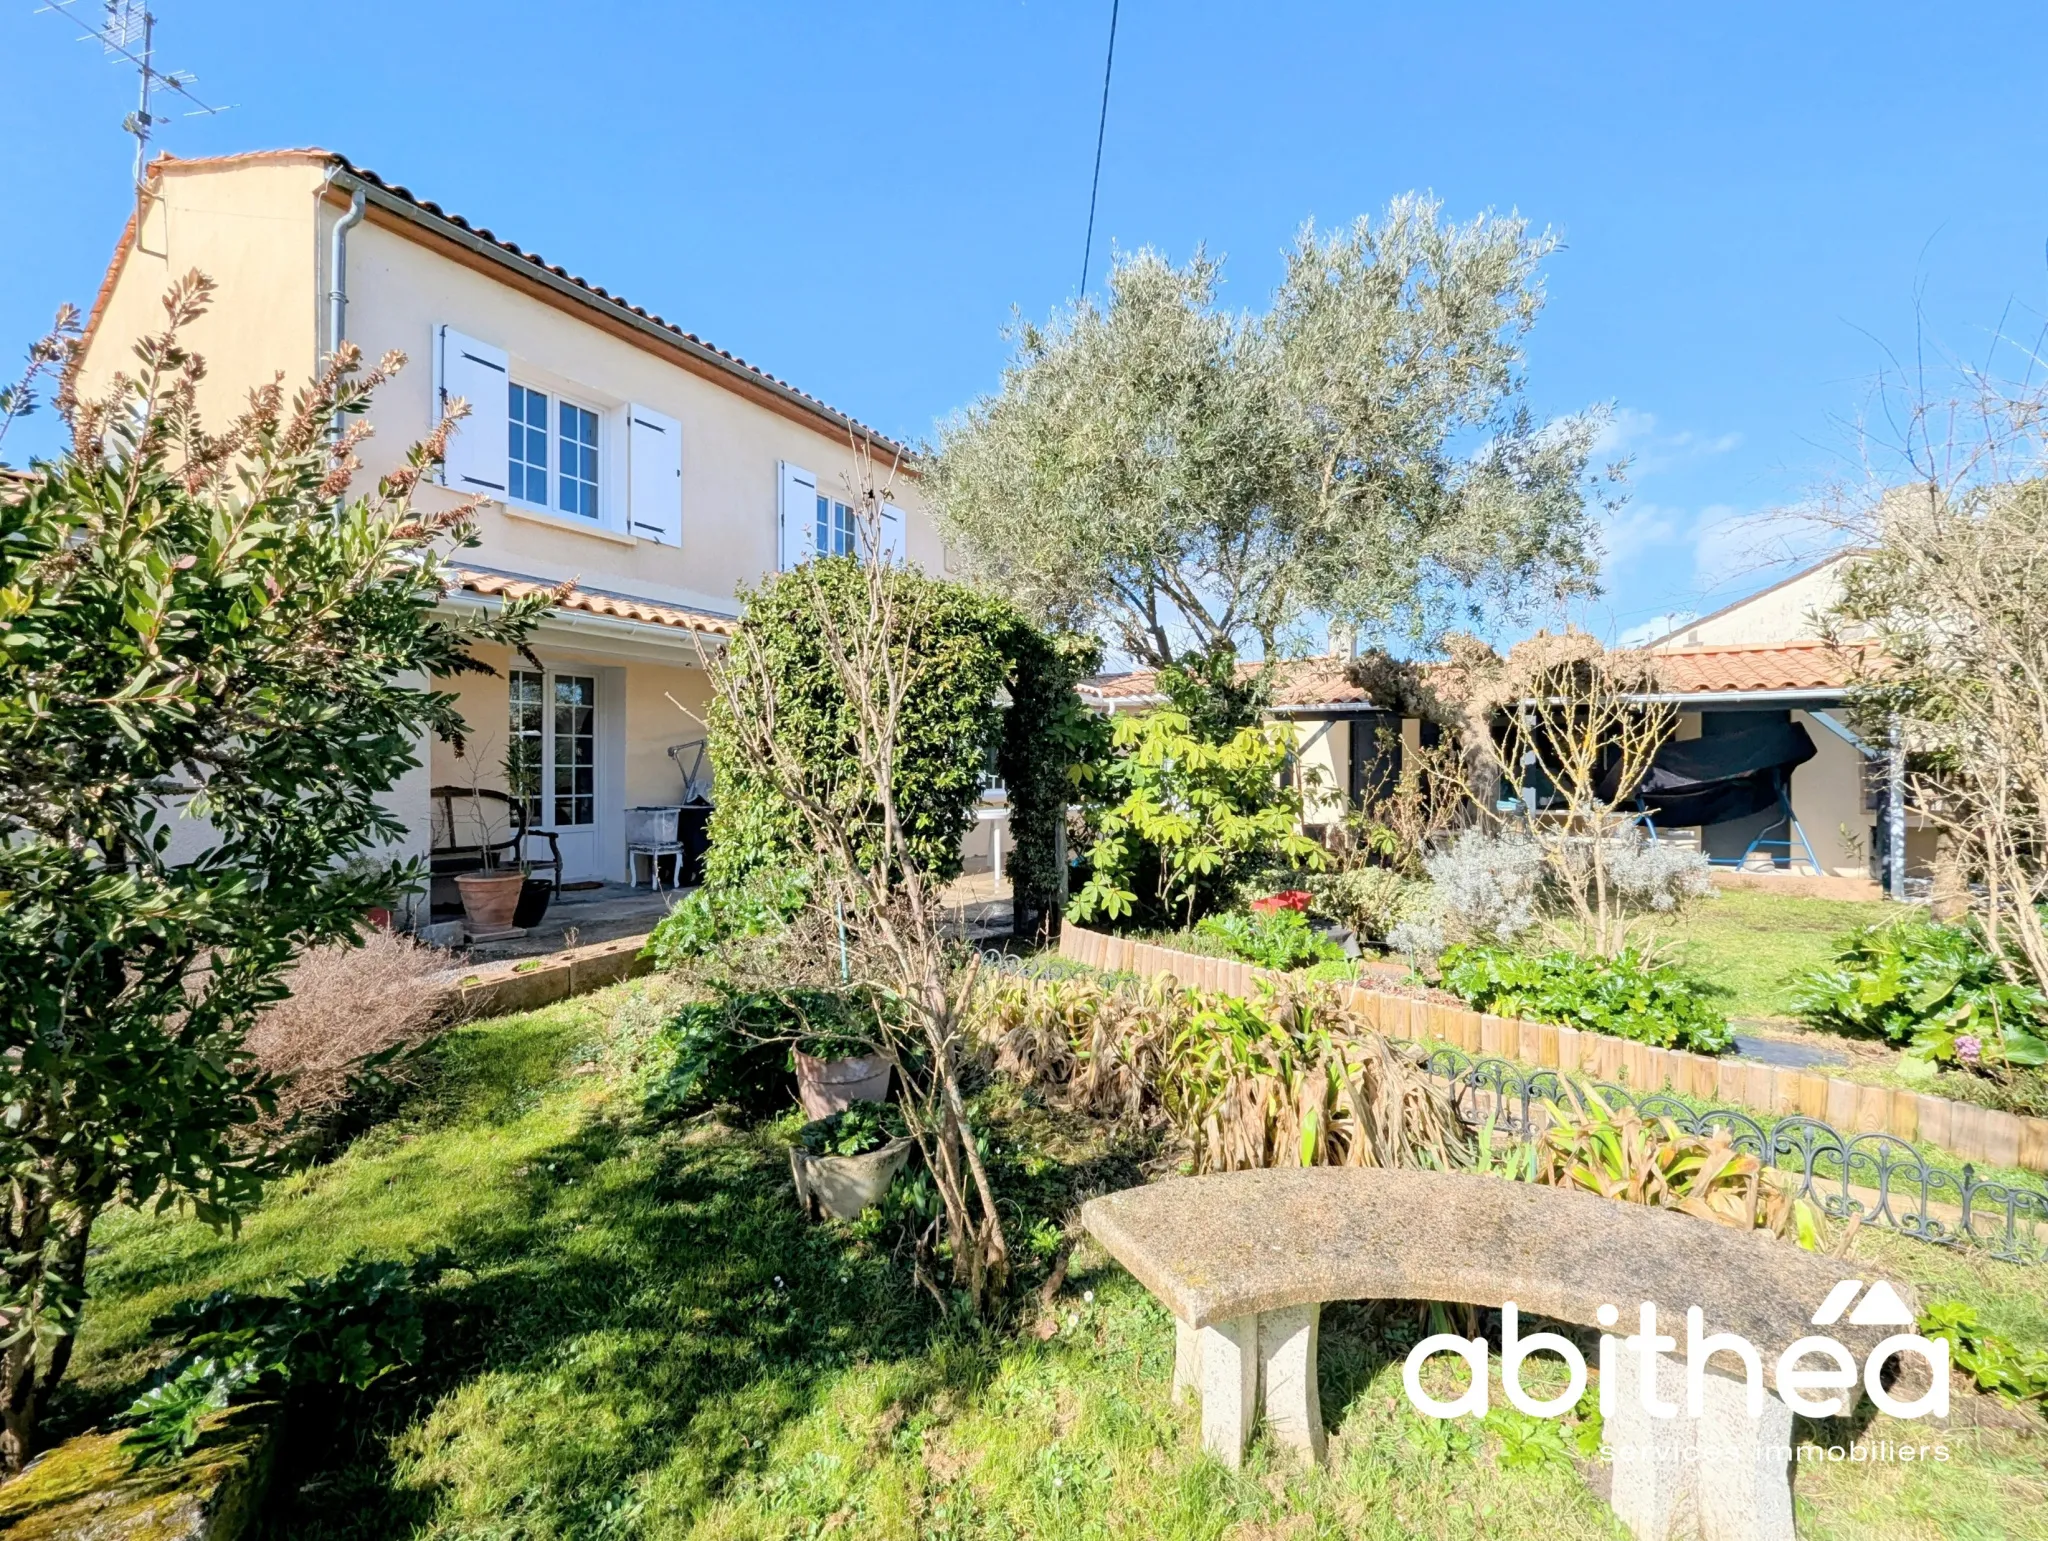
0 275 544 1468
928 196 1620 668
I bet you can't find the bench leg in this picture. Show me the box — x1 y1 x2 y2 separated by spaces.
1198 1316 1258 1467
1693 1369 1793 1541
1609 1355 1793 1541
1172 1317 1199 1406
1258 1303 1326 1464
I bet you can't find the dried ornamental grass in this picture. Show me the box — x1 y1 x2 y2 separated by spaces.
1535 1096 1818 1245
245 928 456 1127
968 973 1467 1170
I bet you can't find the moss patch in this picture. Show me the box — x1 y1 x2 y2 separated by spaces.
0 1408 272 1541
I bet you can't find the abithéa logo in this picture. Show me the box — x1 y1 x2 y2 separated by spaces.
1401 1281 1947 1421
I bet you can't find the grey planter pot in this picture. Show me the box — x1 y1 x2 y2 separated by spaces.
794 1051 893 1122
789 1137 915 1221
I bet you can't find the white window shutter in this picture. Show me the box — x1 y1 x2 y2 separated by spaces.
777 461 817 570
435 326 509 497
880 502 908 566
626 405 682 545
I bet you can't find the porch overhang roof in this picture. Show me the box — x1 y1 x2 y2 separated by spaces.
444 567 737 650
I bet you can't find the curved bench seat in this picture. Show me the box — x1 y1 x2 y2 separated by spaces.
1081 1168 1921 1541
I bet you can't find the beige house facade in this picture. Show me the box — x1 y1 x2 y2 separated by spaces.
74 149 943 898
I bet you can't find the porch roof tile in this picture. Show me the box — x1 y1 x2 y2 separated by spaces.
451 567 738 638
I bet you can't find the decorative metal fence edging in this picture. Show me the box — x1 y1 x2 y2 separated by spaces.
1419 1045 2048 1267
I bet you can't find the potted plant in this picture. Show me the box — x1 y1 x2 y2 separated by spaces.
788 1101 915 1220
789 992 894 1120
454 850 525 939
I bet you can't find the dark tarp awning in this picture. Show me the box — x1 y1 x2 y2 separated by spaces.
1602 720 1819 827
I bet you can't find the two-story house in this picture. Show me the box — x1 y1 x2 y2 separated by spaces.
72 149 944 900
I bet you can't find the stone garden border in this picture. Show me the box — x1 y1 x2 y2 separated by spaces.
1058 924 2048 1176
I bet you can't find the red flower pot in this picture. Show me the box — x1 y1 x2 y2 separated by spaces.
1250 890 1312 915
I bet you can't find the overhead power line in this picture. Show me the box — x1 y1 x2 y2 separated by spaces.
1078 0 1120 299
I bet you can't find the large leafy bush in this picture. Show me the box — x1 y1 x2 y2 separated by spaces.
1789 918 2048 1070
1438 944 1733 1053
0 283 541 1468
699 558 1093 940
1067 708 1322 929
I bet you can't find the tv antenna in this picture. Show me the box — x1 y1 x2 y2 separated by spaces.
33 2 229 205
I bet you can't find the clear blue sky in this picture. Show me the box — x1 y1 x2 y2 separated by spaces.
5 1 2046 646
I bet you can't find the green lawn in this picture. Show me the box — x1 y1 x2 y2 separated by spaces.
1638 888 1884 1022
52 982 2048 1540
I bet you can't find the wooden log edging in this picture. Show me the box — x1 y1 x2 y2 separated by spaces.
447 932 655 1019
1057 923 2048 1177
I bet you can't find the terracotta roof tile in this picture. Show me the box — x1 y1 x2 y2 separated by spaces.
1081 655 1372 710
451 567 736 639
1649 640 1865 695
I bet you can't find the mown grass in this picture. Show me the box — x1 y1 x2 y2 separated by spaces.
1637 888 1885 1022
53 980 2048 1540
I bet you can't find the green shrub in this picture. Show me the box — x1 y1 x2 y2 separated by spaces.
121 1254 450 1464
641 868 808 969
796 1100 908 1158
1306 866 1427 943
1194 908 1348 971
1789 919 2048 1070
1438 944 1733 1054
1068 707 1323 930
643 989 889 1120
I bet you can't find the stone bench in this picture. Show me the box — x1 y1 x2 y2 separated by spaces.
1080 1168 1920 1541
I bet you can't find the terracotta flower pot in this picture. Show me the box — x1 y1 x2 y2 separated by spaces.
1251 890 1313 915
454 870 525 938
794 1051 893 1122
789 1137 915 1221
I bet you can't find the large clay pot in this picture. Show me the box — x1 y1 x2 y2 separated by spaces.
789 1137 915 1221
454 871 525 938
794 1051 892 1121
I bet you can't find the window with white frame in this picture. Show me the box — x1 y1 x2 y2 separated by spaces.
815 494 855 558
507 385 549 505
503 380 601 521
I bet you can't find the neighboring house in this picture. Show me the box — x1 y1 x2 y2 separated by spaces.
1638 554 1912 885
71 149 943 903
1082 552 1924 892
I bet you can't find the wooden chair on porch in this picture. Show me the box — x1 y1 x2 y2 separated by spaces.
428 786 563 916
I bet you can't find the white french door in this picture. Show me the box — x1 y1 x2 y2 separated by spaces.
509 670 602 880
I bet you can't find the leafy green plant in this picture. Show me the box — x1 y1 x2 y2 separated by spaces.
1790 919 2048 1071
121 1255 451 1464
643 995 792 1121
0 281 544 1470
1438 944 1733 1054
1918 1301 2048 1410
1068 708 1323 929
1194 908 1347 970
1483 1407 1576 1472
641 867 810 969
796 1100 908 1158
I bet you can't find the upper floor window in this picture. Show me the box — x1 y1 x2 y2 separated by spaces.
505 381 600 521
508 384 549 504
816 495 855 558
559 402 600 518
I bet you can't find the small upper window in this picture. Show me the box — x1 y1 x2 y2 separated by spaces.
559 402 600 519
508 384 549 504
815 495 855 558
506 381 601 520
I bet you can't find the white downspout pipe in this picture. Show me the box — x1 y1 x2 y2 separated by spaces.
325 183 367 363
